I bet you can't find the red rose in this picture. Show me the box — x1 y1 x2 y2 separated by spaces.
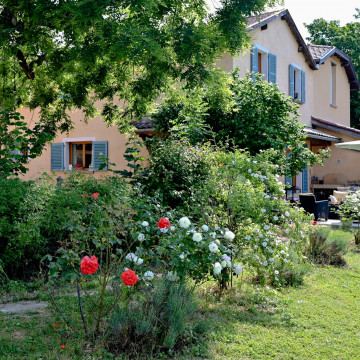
157 217 170 229
80 255 99 275
312 221 317 225
92 192 99 199
60 344 65 349
121 269 138 286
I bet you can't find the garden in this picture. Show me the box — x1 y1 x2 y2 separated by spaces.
1 135 359 359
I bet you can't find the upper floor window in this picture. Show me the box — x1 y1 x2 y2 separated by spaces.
250 45 277 83
289 64 305 103
331 62 337 107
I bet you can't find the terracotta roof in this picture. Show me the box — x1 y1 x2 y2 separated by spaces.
130 117 153 130
308 44 359 90
307 44 334 60
312 116 360 139
304 127 341 142
247 10 279 27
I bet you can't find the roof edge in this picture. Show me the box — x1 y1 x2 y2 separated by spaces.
312 116 360 139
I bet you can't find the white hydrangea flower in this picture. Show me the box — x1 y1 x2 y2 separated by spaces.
179 217 191 228
126 253 137 262
143 271 154 281
201 225 209 232
234 264 242 275
221 254 231 262
134 257 143 265
193 232 202 242
213 262 222 276
209 242 219 253
138 233 145 241
224 230 235 241
167 271 180 281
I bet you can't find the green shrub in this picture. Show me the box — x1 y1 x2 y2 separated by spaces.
0 174 129 278
308 227 350 266
107 280 198 355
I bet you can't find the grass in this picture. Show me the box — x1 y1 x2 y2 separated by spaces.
1 230 360 359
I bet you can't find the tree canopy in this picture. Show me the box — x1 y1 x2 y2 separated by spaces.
305 9 360 128
152 71 329 176
0 0 281 175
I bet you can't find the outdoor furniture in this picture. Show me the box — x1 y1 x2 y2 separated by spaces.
299 194 329 221
333 190 348 204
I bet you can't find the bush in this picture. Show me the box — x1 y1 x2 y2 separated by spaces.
107 280 198 356
0 173 129 278
308 227 350 266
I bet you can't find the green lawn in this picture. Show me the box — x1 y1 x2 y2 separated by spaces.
1 248 360 359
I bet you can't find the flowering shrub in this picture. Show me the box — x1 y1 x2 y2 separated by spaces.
338 190 360 245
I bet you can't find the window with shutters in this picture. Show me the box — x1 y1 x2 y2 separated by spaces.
50 139 108 172
250 44 277 83
289 63 305 103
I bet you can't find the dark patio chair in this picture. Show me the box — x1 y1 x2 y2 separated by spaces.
299 193 329 221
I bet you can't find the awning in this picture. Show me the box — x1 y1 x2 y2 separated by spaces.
335 140 360 151
304 127 341 142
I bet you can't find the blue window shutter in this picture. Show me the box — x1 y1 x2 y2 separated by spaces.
289 64 295 98
302 166 308 193
250 46 258 77
301 70 306 103
285 174 293 198
51 143 64 171
268 53 277 83
93 141 108 171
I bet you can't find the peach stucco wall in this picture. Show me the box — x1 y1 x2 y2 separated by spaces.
312 56 350 127
311 129 360 183
218 17 314 128
19 105 148 180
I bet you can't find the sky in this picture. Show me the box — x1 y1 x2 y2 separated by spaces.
278 0 359 40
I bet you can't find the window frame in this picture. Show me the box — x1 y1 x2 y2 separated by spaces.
69 141 93 170
331 62 337 107
289 63 305 104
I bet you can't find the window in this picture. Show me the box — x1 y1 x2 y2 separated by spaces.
331 62 337 106
70 142 93 170
289 64 305 103
250 45 277 83
51 140 108 171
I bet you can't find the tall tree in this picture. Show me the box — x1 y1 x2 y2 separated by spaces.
0 0 280 175
305 9 360 128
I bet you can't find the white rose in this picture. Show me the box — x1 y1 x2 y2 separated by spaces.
209 242 219 253
210 232 217 238
138 233 145 241
274 270 279 275
126 253 137 262
213 262 222 276
221 260 227 268
201 225 209 232
179 253 185 260
193 232 202 242
141 221 149 227
224 230 235 241
221 254 231 262
179 217 191 228
170 225 176 231
262 242 268 247
234 264 242 275
143 271 154 281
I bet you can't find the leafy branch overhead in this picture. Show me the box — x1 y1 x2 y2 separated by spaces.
0 0 281 127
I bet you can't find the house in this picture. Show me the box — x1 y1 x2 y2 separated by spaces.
20 9 359 194
218 9 359 200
